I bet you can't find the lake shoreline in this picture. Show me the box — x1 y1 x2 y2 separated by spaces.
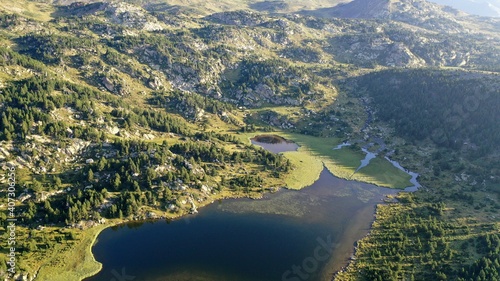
72 134 410 281
80 173 399 281
78 189 277 281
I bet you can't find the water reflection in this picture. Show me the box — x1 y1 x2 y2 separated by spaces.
85 168 397 281
86 136 399 281
250 135 299 154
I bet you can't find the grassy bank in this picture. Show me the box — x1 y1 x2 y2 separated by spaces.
281 150 323 189
241 131 412 189
35 224 108 281
0 223 109 281
352 157 412 189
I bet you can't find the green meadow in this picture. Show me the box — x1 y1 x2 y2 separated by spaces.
26 224 107 281
241 131 412 189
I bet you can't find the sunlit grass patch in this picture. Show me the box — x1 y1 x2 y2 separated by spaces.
353 157 412 189
241 131 412 189
280 133 363 179
0 0 54 22
34 225 107 281
282 150 323 189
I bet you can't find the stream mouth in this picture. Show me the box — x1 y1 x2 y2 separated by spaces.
339 137 421 191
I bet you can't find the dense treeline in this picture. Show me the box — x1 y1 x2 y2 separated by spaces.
17 34 98 65
351 69 500 156
0 46 47 72
336 194 500 281
149 90 235 121
0 76 117 141
19 138 291 225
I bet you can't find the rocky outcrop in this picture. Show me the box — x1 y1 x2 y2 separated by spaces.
148 76 164 90
205 10 265 26
102 76 114 92
62 1 164 31
232 83 303 107
104 2 164 31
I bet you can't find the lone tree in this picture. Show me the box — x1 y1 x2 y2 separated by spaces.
87 169 94 182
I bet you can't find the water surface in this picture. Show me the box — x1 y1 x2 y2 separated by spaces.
385 156 422 192
250 135 299 153
85 169 397 281
355 148 377 172
85 138 398 281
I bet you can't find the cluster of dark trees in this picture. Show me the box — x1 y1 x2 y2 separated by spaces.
219 59 314 105
19 136 291 224
19 188 105 226
149 90 235 121
354 198 500 281
17 34 97 65
0 76 113 141
0 13 18 28
0 46 47 73
352 69 500 156
64 189 105 224
461 234 500 281
110 107 190 135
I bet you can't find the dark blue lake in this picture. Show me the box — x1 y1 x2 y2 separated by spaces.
85 139 397 281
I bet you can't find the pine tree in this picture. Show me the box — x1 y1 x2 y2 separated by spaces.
87 169 94 182
112 173 121 190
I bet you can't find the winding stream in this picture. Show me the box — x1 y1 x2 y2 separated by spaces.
341 98 422 190
385 156 422 192
333 142 351 150
355 148 377 172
